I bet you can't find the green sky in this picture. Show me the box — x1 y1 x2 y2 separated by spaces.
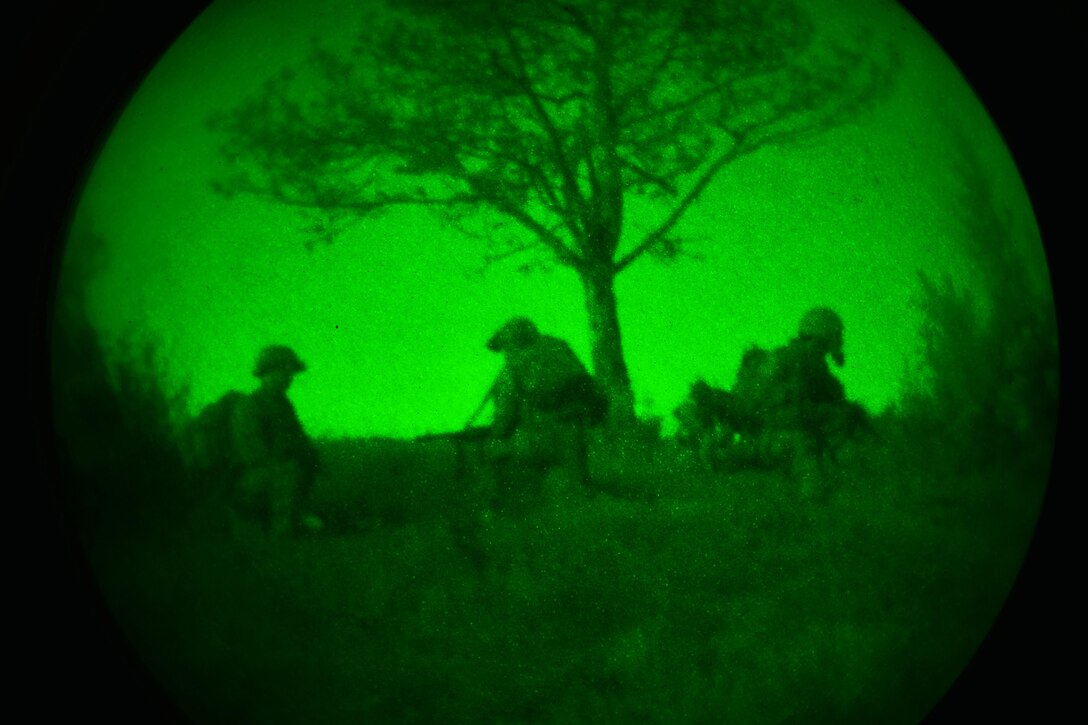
58 0 1046 440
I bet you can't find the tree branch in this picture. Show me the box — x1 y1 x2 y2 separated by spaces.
615 15 687 119
486 194 584 268
726 56 893 151
619 155 678 196
220 175 482 215
497 23 589 233
524 162 582 239
454 121 583 242
548 0 595 37
615 136 750 272
624 80 730 130
483 241 538 267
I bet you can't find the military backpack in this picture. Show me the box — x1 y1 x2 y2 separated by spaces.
182 390 246 477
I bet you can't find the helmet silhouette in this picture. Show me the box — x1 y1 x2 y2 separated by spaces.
253 345 307 377
487 317 540 352
798 307 845 365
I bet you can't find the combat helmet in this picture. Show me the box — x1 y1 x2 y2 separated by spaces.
253 344 307 377
487 316 540 352
798 307 845 366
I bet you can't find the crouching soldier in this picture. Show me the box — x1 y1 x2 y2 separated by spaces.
481 317 605 514
739 307 855 498
231 345 321 537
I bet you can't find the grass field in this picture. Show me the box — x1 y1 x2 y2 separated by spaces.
82 421 1049 724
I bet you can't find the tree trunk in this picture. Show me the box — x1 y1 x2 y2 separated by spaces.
581 265 636 427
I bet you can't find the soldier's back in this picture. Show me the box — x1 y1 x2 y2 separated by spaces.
510 336 585 391
509 335 601 420
730 345 777 428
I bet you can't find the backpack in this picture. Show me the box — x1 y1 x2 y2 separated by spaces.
510 336 609 426
562 374 610 426
182 390 245 476
729 346 776 428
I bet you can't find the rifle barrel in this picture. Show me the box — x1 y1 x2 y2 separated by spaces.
415 426 491 443
465 376 500 428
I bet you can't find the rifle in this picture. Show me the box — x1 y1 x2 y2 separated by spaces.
414 425 492 485
413 372 498 452
464 376 500 429
414 426 492 444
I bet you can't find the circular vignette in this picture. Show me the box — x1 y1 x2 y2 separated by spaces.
19 1 1072 722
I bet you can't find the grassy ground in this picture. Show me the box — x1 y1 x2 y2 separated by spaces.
85 424 1047 724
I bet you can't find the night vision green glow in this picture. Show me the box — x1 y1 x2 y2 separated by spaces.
65 0 1041 440
51 0 1057 722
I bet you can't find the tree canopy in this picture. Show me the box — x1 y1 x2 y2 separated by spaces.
210 0 896 424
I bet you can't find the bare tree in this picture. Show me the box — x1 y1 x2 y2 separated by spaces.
210 0 895 426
